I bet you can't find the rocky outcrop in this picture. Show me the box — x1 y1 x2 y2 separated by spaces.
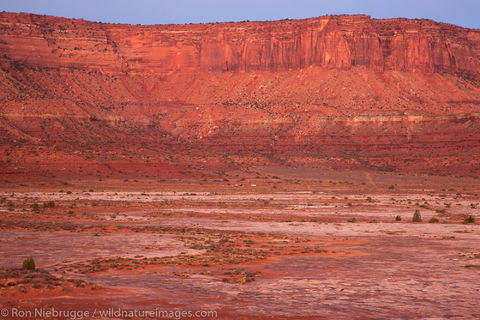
0 12 480 177
0 13 479 77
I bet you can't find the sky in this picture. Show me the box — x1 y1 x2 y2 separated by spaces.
1 0 479 29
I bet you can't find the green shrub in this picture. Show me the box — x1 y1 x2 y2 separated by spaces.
395 215 402 221
22 257 36 271
429 217 439 223
463 216 475 224
412 210 422 222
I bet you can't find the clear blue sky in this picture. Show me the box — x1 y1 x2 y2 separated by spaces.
1 0 479 29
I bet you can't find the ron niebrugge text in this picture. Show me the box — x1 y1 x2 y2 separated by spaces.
2 307 218 319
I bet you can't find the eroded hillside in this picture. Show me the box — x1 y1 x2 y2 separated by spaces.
1 12 480 180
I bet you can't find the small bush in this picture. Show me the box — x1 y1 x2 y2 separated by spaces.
395 215 402 221
43 201 55 208
31 203 40 213
463 216 475 224
412 210 422 222
429 217 439 223
22 257 36 271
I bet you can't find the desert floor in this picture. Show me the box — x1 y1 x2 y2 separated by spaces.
0 167 479 319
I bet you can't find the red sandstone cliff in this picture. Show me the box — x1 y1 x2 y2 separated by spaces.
1 13 479 76
0 12 480 178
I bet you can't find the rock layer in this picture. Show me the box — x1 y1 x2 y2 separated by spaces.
1 13 479 76
0 12 480 177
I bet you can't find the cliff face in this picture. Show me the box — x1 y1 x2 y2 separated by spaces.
1 13 479 76
1 12 480 178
